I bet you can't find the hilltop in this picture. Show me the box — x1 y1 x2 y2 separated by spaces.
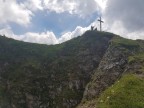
0 31 144 108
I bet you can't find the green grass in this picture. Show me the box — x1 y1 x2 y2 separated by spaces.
1 32 144 108
128 53 144 64
111 36 139 50
0 31 114 107
97 74 144 108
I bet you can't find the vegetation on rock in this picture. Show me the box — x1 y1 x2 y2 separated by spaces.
0 31 144 108
97 74 144 108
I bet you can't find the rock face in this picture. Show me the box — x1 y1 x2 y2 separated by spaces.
0 31 113 108
77 36 144 108
82 44 128 101
0 31 144 108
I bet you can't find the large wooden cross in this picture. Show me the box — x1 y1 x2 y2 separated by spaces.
98 17 104 31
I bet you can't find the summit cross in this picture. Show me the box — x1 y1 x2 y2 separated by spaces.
98 17 104 31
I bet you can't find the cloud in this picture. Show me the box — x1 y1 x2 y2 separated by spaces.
95 0 108 11
0 26 89 45
0 27 58 45
0 26 15 37
43 0 101 17
0 26 58 45
21 31 58 44
58 26 89 43
0 26 24 40
1 0 144 46
23 0 43 11
0 0 32 26
103 0 144 39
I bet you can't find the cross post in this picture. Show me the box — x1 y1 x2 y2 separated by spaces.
98 17 104 31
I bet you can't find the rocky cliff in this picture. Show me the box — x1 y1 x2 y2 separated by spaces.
77 36 144 108
0 31 144 108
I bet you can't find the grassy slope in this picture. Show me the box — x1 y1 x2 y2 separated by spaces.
77 74 144 108
97 74 144 108
77 35 144 108
97 38 144 108
110 36 140 51
0 36 64 107
1 32 144 108
0 31 114 107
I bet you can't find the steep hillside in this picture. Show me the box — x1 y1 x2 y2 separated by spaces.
78 73 144 108
0 31 114 108
97 74 144 108
77 36 144 108
0 31 144 108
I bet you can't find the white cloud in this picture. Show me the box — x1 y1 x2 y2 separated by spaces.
0 26 15 38
0 27 58 45
21 31 58 44
107 20 128 36
23 0 43 11
1 0 144 46
43 0 76 14
127 31 144 40
0 25 90 45
0 0 32 26
43 0 101 17
0 26 23 41
22 0 104 17
103 0 144 39
95 0 108 11
58 26 89 43
0 0 104 45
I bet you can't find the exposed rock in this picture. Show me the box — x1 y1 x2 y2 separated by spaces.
0 31 144 108
82 45 129 102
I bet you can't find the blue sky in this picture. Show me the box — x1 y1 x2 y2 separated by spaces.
0 0 144 44
11 10 97 37
12 0 99 36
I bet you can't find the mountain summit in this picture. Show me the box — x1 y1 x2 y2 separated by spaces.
0 31 144 108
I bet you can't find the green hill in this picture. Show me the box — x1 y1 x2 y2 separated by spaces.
77 33 144 108
97 74 144 108
0 31 144 108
